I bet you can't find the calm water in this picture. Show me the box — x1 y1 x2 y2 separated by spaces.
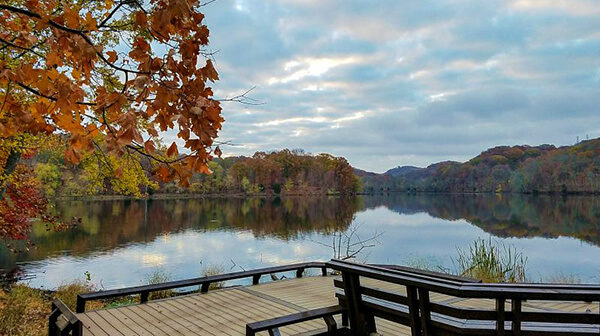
1 194 599 289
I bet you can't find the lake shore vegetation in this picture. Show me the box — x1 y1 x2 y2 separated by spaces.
359 138 600 194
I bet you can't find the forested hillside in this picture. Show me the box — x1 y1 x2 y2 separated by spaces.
360 139 600 194
31 142 362 197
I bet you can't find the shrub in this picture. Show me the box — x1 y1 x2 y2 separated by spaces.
146 269 174 300
54 281 100 311
455 238 527 283
202 264 225 290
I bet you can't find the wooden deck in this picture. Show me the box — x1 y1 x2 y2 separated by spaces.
75 275 598 335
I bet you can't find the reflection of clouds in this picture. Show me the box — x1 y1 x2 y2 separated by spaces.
359 207 467 227
292 244 313 257
142 254 167 267
236 231 255 241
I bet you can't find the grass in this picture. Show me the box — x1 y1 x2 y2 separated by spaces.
403 254 449 274
544 272 581 284
455 238 527 283
201 264 225 290
146 268 174 300
0 281 100 336
0 285 47 336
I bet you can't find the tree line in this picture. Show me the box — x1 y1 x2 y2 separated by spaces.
32 144 363 198
360 138 600 194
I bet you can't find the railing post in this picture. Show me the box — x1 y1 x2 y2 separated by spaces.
73 320 83 336
75 295 85 313
268 328 281 336
418 288 431 336
496 298 505 335
321 266 327 276
49 302 59 336
323 315 338 334
406 285 421 336
200 282 210 293
341 271 368 336
512 299 522 336
296 268 304 278
140 291 149 303
246 324 256 336
253 274 261 285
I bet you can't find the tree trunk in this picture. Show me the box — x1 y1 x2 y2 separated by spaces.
0 147 21 200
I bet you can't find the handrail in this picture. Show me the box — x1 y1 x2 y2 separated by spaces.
329 259 600 335
371 264 481 283
76 261 327 313
328 259 600 300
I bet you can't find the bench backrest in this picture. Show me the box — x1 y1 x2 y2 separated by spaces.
327 259 600 336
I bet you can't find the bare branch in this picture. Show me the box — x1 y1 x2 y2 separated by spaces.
217 86 265 106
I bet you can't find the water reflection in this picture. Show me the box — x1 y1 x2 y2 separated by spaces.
0 194 598 288
364 194 600 246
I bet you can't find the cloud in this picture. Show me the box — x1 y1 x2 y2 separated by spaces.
199 0 600 172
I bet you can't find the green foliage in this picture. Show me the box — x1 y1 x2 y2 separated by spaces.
34 163 61 197
456 238 527 283
240 176 252 193
79 152 158 197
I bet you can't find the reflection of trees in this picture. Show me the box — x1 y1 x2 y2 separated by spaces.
364 193 600 246
0 197 360 269
2 194 598 273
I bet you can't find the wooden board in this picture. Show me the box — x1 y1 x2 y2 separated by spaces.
77 275 596 335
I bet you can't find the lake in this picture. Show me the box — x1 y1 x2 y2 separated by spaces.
1 194 599 289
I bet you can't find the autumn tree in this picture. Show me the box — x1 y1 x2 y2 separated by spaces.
0 0 225 239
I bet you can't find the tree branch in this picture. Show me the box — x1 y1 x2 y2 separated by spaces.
0 36 45 57
0 4 151 76
15 81 96 106
126 144 189 165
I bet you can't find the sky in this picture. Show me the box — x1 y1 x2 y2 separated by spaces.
198 0 600 173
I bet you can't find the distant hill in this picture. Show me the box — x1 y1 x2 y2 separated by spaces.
359 139 600 194
384 166 421 176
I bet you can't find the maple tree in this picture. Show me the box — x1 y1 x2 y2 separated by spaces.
0 0 225 239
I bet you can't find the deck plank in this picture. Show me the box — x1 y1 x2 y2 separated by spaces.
76 275 597 336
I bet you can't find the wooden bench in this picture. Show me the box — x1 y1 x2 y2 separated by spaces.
329 259 600 336
245 305 347 336
244 263 477 336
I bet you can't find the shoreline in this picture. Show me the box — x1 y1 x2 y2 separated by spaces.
53 190 600 201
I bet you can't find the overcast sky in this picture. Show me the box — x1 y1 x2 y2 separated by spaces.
198 0 600 173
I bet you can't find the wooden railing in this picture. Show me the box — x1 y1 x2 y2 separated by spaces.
328 259 600 335
49 299 82 336
76 261 328 313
